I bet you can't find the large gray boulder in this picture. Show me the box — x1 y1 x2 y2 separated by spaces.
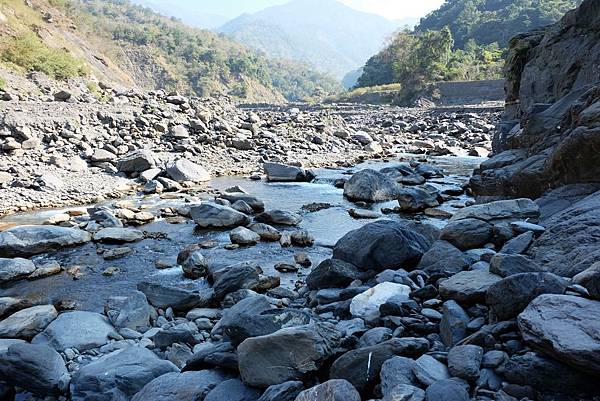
329 338 429 393
137 282 210 311
440 218 493 250
449 198 539 223
238 323 340 387
0 226 91 257
0 343 69 396
264 162 310 182
0 257 36 284
487 272 567 320
166 159 211 183
518 294 600 375
190 203 251 228
131 370 231 401
396 187 440 212
439 268 502 304
295 380 361 401
306 259 362 290
93 228 144 243
416 241 468 275
105 291 151 331
255 210 302 226
117 149 156 173
333 220 431 271
70 347 178 401
32 311 118 352
0 305 57 340
343 169 399 202
204 378 261 401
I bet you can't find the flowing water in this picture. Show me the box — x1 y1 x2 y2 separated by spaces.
0 155 484 311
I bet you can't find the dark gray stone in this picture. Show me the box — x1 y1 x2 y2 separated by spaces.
440 218 493 251
425 379 470 401
439 268 502 304
440 301 470 346
343 169 399 202
380 356 418 396
295 379 361 401
257 381 304 401
306 259 362 290
447 345 483 381
417 241 468 275
204 378 261 401
489 253 542 277
131 370 231 401
0 226 91 257
137 281 210 311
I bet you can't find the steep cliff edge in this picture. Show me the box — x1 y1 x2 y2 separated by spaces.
471 0 600 200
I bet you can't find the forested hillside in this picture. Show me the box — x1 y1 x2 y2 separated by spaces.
0 0 340 102
353 0 581 104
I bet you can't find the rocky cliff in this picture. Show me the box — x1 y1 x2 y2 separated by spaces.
471 0 600 200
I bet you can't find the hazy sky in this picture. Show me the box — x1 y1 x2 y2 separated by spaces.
135 0 446 19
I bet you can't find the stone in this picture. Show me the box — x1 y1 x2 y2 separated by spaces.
573 262 600 299
413 354 451 386
264 162 309 182
417 241 468 275
447 345 483 381
93 227 144 243
230 227 261 245
105 291 150 331
290 230 314 247
166 159 211 183
204 378 261 401
489 253 542 277
220 193 265 213
440 218 493 251
138 282 208 311
440 300 470 346
238 323 340 387
384 384 425 401
380 356 418 396
306 259 362 290
487 272 567 320
117 149 156 173
212 262 261 301
191 203 250 228
500 231 534 254
0 305 57 340
450 198 539 223
0 226 91 257
343 169 399 202
439 268 502 303
518 294 600 375
0 257 36 284
0 297 32 319
181 250 209 279
330 338 429 393
91 148 117 163
350 282 411 321
32 311 118 352
295 380 361 401
257 381 304 401
131 370 231 401
70 347 178 401
248 223 281 241
0 343 69 396
397 187 440 212
333 220 431 271
424 379 470 401
256 210 302 226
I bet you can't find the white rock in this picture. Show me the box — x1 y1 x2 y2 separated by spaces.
350 282 411 321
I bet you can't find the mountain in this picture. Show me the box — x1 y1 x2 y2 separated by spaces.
417 0 583 48
0 0 341 102
217 0 399 79
131 0 229 29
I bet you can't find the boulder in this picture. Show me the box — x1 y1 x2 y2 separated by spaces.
487 272 567 320
0 297 32 319
137 282 209 311
220 193 265 213
117 149 156 173
447 345 483 381
350 282 411 321
0 343 69 396
230 227 261 245
0 258 36 284
105 291 150 331
257 381 304 401
439 268 502 304
330 338 429 393
0 305 57 340
449 199 539 223
380 356 418 396
413 354 450 386
294 380 361 401
0 226 91 257
180 250 209 279
238 323 340 387
166 159 211 183
416 241 468 275
518 294 600 375
573 262 600 299
306 259 362 290
439 300 470 346
425 379 470 401
70 347 178 401
255 210 302 226
191 204 251 228
32 311 118 352
204 378 261 401
489 253 542 277
93 228 144 243
333 220 431 271
343 169 399 202
397 187 440 212
440 219 493 250
248 223 281 241
384 384 425 401
212 262 261 301
264 163 310 182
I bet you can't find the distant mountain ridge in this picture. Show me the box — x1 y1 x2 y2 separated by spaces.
217 0 400 79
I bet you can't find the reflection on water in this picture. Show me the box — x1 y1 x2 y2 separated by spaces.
0 155 483 311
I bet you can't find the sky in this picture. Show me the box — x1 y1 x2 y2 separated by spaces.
135 0 446 20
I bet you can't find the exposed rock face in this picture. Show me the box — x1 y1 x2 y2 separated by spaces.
472 0 600 199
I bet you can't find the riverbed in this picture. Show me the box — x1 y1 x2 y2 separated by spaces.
0 155 484 311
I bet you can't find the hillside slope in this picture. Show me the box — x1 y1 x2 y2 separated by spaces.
218 0 399 79
0 0 340 102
